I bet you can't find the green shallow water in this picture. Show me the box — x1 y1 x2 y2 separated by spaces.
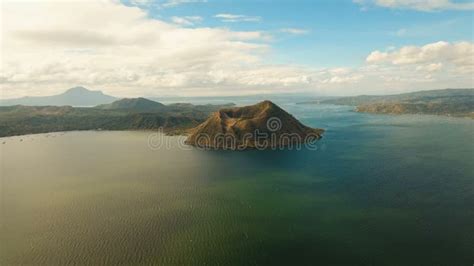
1 103 473 265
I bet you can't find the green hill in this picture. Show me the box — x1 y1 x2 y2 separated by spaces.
97 98 166 112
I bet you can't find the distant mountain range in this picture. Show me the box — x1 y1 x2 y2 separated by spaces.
0 87 117 106
299 88 474 118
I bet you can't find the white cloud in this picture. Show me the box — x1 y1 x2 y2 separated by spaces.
130 0 152 6
366 41 474 71
354 0 474 11
0 1 472 99
0 1 273 98
162 0 207 8
280 28 310 35
362 41 474 92
416 63 443 72
214 13 261 23
171 16 203 26
128 0 207 8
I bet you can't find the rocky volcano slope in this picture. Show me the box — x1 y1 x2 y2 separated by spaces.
185 100 324 149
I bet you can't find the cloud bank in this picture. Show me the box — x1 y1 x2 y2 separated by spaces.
1 0 472 98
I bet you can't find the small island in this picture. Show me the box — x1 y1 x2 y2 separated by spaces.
186 100 324 150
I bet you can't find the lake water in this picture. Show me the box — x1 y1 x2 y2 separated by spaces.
1 102 473 265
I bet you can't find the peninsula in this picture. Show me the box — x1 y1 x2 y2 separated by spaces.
299 89 474 118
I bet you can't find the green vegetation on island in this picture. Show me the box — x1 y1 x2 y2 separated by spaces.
0 98 235 137
299 89 474 118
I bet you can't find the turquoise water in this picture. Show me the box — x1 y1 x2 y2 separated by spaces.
1 103 473 265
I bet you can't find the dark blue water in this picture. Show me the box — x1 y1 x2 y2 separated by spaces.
1 102 473 265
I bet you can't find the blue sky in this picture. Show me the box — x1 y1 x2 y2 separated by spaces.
123 0 474 68
2 0 473 98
